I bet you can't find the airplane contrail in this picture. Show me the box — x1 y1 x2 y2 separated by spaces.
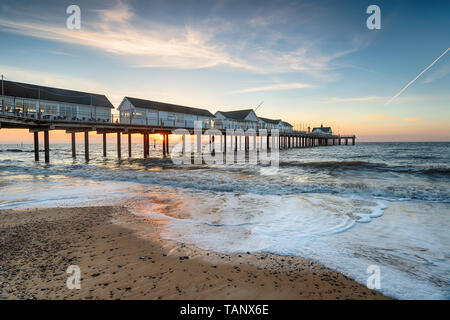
385 48 450 105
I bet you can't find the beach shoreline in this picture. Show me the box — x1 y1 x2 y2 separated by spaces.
0 205 389 300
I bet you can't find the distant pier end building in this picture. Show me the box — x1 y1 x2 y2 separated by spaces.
118 97 214 128
0 80 114 122
312 124 332 135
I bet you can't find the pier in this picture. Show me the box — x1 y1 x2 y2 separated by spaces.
0 79 355 163
0 113 355 163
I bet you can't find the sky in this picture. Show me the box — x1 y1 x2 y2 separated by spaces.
0 0 449 142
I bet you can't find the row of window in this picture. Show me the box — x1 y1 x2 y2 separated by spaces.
0 96 111 119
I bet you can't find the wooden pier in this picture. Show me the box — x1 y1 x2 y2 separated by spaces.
0 113 356 163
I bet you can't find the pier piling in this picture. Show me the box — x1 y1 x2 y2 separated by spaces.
117 132 121 159
44 130 49 163
84 130 89 162
128 133 132 158
102 133 106 157
34 131 39 161
72 132 76 158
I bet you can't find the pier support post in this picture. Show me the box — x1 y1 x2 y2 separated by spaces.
352 137 355 145
71 132 76 158
224 132 227 153
117 132 121 159
44 130 50 163
166 134 169 155
34 131 39 161
345 138 348 146
102 133 106 157
84 130 89 162
128 133 132 158
163 134 167 157
143 134 147 158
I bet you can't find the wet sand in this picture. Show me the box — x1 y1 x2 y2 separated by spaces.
0 206 389 299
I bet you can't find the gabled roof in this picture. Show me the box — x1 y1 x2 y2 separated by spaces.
216 109 256 121
259 117 282 125
282 121 293 127
125 97 214 117
1 80 114 108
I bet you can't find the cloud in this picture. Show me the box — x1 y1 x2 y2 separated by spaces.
328 96 383 103
0 1 359 78
366 115 396 120
423 62 450 83
231 83 316 94
403 117 422 122
0 2 250 71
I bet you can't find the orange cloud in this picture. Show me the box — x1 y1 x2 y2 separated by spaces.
366 115 396 120
403 117 423 122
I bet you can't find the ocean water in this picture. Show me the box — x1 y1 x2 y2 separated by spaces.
0 141 449 299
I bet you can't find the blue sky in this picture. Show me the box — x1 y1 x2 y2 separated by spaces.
0 0 449 141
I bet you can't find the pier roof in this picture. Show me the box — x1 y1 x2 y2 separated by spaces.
259 117 282 124
216 109 257 121
282 121 293 127
1 80 114 108
125 97 214 118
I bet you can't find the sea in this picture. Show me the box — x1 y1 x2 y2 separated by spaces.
0 140 449 299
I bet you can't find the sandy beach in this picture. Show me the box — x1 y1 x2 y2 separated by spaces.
0 206 388 300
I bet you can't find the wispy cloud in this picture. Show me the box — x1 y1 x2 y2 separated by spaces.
0 2 250 71
366 115 396 120
48 51 78 58
327 96 383 103
0 1 359 79
423 62 450 83
231 83 316 94
403 117 423 122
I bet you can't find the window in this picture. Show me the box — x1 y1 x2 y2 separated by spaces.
147 110 157 119
15 99 23 112
42 102 58 115
60 104 76 118
176 113 184 122
1 97 13 112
